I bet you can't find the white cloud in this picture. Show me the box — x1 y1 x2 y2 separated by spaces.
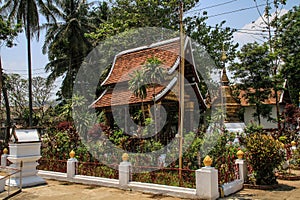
233 9 288 48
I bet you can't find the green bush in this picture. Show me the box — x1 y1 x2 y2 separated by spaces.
207 131 241 184
245 132 284 185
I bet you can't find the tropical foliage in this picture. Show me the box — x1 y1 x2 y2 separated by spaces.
276 5 300 105
43 0 95 99
1 0 299 189
244 132 284 185
1 0 55 126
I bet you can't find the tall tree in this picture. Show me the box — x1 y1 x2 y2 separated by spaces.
276 5 300 106
43 0 95 100
87 0 200 41
0 14 19 143
229 42 274 125
32 76 55 108
0 15 20 47
1 0 54 127
186 17 238 70
3 74 55 127
0 57 11 143
253 0 287 129
5 74 28 120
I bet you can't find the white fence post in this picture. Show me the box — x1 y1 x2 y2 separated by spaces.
235 150 248 182
196 156 219 200
119 153 131 187
67 150 78 179
1 148 8 167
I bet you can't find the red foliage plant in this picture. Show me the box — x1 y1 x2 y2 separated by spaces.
282 104 300 128
57 121 75 131
87 123 111 139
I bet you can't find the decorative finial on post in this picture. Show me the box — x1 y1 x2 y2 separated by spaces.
122 153 129 162
236 150 244 159
291 141 297 150
69 150 75 159
203 155 212 167
3 148 8 154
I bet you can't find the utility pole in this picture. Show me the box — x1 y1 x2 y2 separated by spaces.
178 0 185 185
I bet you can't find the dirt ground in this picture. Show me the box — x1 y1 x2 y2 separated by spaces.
10 179 183 200
8 178 300 200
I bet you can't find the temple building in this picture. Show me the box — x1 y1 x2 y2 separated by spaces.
212 68 291 131
90 37 207 138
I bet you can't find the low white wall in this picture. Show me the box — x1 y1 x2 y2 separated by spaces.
38 170 198 199
38 170 244 199
220 179 243 197
129 182 196 199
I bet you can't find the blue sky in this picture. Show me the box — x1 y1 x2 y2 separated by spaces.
0 0 298 79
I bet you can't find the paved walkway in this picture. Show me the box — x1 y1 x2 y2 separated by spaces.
223 179 300 200
9 178 300 200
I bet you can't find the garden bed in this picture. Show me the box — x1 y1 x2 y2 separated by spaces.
243 183 281 190
277 169 300 181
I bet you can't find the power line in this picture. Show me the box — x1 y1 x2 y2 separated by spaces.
4 67 46 72
234 30 269 36
207 3 268 18
185 0 238 14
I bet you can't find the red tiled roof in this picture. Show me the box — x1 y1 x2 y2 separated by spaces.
92 85 167 108
239 89 283 106
102 39 180 86
91 37 207 110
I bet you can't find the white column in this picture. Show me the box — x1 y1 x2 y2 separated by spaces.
196 166 219 200
235 159 248 182
67 157 78 178
119 161 131 187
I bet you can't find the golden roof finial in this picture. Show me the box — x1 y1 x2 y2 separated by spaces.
221 44 227 62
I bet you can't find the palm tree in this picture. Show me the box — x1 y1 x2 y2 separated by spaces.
129 69 148 125
0 0 54 127
143 57 165 135
42 0 96 100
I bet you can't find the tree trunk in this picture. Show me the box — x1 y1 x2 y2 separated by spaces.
256 104 261 126
26 7 33 127
0 56 11 144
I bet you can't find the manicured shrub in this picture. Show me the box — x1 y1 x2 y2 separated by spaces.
245 132 284 185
